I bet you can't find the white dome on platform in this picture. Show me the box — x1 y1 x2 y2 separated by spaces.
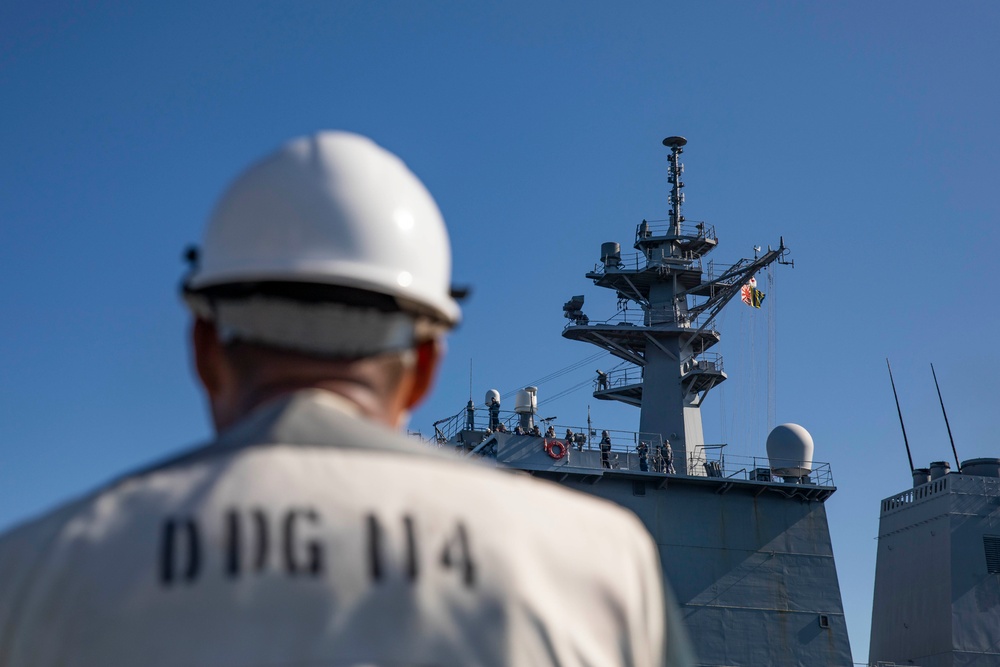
514 387 537 414
766 423 815 477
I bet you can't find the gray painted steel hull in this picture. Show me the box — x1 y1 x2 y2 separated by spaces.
499 435 853 666
870 473 1000 667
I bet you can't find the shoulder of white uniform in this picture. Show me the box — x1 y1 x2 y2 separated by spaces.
0 483 112 551
111 390 464 481
0 493 97 636
0 394 478 538
460 461 655 541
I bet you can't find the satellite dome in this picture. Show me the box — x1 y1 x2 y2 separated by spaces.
485 389 500 405
766 423 814 478
514 387 537 414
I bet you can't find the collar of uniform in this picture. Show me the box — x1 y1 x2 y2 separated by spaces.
204 388 455 460
80 389 463 503
266 387 362 419
216 388 369 448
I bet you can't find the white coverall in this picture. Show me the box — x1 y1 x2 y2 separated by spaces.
0 390 691 667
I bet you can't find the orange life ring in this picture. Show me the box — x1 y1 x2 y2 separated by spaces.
544 439 567 460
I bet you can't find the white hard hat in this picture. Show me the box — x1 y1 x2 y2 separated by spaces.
185 131 461 326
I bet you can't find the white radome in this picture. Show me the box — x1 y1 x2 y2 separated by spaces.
766 423 815 477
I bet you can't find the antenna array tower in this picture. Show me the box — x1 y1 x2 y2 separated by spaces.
562 137 791 473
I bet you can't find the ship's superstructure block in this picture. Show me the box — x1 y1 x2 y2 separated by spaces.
870 459 1000 667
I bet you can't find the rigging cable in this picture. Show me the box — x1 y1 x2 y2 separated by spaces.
733 274 768 456
767 264 776 434
734 291 754 455
716 306 729 448
536 359 630 408
499 351 609 400
536 377 600 407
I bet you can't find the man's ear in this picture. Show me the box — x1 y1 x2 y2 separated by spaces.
404 338 443 410
192 318 226 397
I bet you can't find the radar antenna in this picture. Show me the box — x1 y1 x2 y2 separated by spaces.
662 136 687 235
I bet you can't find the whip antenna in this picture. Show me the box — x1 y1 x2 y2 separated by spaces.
886 358 914 472
931 363 961 472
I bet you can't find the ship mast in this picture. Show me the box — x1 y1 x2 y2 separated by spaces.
562 136 792 474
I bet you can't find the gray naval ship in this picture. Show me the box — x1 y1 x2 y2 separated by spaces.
870 368 1000 667
433 136 855 666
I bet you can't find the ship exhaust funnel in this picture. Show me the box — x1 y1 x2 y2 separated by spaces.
960 458 1000 477
930 460 951 480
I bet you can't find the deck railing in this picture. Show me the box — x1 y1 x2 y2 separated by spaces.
633 219 717 243
431 409 833 486
562 306 721 335
594 367 641 391
688 446 834 486
589 250 705 277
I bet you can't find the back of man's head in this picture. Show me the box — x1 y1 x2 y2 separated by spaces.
181 132 461 430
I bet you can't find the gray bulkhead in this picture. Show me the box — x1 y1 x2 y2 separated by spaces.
870 466 1000 667
496 435 854 666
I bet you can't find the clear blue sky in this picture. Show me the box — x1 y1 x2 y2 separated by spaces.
3 2 1000 662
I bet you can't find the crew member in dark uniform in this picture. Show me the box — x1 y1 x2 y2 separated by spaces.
466 400 476 431
637 441 649 472
600 430 612 469
488 396 501 430
662 441 675 474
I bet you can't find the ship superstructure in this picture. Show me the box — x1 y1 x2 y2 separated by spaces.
870 459 1000 666
434 137 853 666
562 136 792 474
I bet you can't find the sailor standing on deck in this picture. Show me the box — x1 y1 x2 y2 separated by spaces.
0 132 693 667
466 399 477 431
662 440 675 475
488 395 501 430
600 430 613 469
638 441 650 472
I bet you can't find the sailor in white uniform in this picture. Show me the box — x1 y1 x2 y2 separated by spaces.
0 132 693 667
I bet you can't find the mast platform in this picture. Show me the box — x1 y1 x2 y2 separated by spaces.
562 322 722 366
